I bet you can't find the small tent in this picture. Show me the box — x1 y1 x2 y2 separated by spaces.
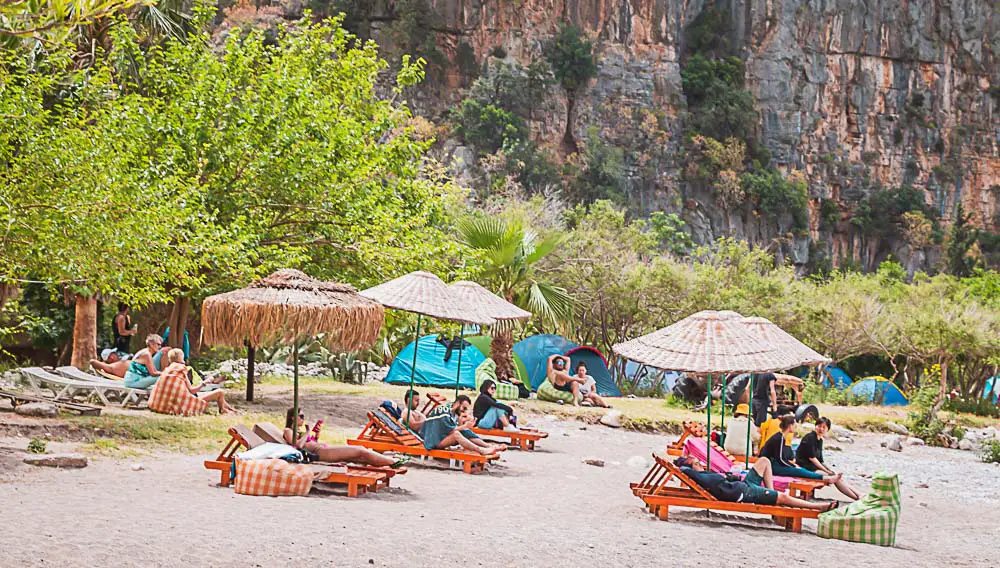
821 366 853 390
514 334 579 389
566 346 623 397
384 334 527 389
983 376 999 404
849 377 908 406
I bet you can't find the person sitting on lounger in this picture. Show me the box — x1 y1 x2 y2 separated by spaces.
399 389 429 431
123 334 165 389
574 362 611 408
547 354 585 405
149 349 237 415
284 408 408 469
674 454 837 512
451 394 506 453
473 379 519 431
760 416 848 492
415 394 501 457
796 417 861 500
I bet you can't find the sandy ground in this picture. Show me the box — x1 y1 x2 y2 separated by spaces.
2 415 999 568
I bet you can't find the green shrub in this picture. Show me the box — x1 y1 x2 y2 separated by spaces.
452 99 527 155
944 397 1000 418
27 438 47 454
742 169 809 231
566 127 626 204
545 24 597 94
980 440 1000 464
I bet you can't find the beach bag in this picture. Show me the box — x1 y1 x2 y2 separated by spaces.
537 379 575 404
818 472 901 546
233 458 313 497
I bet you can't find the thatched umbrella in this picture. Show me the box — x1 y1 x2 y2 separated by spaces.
449 281 531 395
202 269 383 442
740 316 831 369
613 310 793 471
361 272 495 427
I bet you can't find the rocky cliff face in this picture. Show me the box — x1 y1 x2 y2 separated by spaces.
365 0 999 271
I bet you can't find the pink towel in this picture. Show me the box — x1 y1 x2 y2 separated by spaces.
683 437 799 492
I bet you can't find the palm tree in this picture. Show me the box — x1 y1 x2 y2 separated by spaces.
458 216 573 381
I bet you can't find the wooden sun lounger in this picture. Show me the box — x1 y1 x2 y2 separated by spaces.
0 389 102 416
634 453 820 532
421 393 549 450
204 425 391 497
55 366 149 406
347 409 498 474
20 367 145 408
667 420 706 456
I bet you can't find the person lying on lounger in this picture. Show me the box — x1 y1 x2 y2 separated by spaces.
675 455 838 512
795 417 861 500
547 354 585 405
399 389 429 431
473 379 519 431
760 415 856 500
574 362 611 408
284 408 408 469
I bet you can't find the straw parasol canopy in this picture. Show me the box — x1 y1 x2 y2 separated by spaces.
360 271 495 326
201 269 384 351
739 316 831 369
450 280 531 324
612 310 789 374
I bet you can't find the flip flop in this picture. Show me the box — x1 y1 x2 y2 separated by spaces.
823 501 840 512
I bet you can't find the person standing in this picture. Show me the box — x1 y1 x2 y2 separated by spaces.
112 303 138 354
750 373 778 426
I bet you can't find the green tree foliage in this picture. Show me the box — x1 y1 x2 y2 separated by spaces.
649 212 695 256
453 99 527 155
566 127 626 204
741 169 809 232
945 203 981 277
0 0 145 42
544 23 596 94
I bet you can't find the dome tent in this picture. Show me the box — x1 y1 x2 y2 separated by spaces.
566 346 623 397
821 366 854 390
384 334 527 389
849 376 908 406
514 334 579 389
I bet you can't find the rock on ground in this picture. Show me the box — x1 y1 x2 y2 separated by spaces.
958 439 976 451
626 455 649 468
582 458 605 467
599 410 623 428
14 402 57 418
886 421 909 435
23 453 88 468
885 436 903 452
907 438 927 446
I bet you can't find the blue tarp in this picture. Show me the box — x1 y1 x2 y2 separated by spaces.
821 366 853 390
514 334 579 389
384 334 487 389
983 377 999 404
566 346 623 397
849 378 908 406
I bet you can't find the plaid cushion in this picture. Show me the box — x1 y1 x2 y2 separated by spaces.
234 458 313 497
474 359 519 400
148 363 208 416
818 472 901 546
537 379 574 404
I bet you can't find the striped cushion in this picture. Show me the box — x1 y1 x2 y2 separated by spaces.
234 458 313 497
817 472 901 546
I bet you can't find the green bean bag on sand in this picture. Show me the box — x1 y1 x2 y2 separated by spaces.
474 359 519 400
818 472 901 547
536 379 574 404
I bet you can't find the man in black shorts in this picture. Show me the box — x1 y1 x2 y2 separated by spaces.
750 372 778 426
675 455 836 511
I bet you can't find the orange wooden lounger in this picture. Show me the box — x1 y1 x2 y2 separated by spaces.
667 421 706 456
346 408 499 474
421 393 549 450
204 425 391 497
634 453 821 532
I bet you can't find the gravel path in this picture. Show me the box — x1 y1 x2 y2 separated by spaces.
1 416 998 567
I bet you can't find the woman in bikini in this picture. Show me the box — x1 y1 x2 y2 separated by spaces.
283 408 408 469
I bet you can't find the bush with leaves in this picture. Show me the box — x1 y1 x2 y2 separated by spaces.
742 169 810 232
980 440 1000 464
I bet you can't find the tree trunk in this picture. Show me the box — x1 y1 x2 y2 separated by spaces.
562 95 578 152
931 357 950 417
490 329 515 382
166 296 191 348
70 296 98 370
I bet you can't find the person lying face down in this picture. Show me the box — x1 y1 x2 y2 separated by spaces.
674 455 837 512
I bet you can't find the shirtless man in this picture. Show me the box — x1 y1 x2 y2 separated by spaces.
403 390 499 456
547 354 586 405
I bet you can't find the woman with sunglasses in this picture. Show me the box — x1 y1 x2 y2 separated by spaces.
283 408 408 469
123 334 165 389
472 379 519 432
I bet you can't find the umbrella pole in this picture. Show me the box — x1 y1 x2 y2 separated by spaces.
246 341 255 403
706 374 712 473
454 324 465 399
407 314 422 430
292 326 300 446
746 375 754 469
720 373 728 447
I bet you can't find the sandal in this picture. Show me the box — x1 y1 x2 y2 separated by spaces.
390 457 410 469
823 501 839 512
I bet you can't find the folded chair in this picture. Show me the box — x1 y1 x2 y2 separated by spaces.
683 437 823 499
347 408 498 474
204 425 389 497
20 367 145 408
55 366 149 406
421 393 548 450
635 453 821 533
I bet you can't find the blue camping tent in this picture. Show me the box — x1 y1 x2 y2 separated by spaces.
821 366 853 390
623 360 681 395
514 334 579 389
384 334 487 389
849 377 908 406
983 376 999 404
566 346 623 397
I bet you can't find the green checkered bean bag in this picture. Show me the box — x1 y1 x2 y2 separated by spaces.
818 472 901 547
537 379 574 404
474 359 519 400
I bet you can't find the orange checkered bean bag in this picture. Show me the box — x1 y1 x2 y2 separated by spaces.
148 362 208 416
234 458 313 497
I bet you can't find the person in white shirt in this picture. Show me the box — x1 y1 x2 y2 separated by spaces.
724 403 760 457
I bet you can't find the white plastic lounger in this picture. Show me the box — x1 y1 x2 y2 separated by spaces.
55 366 149 406
20 367 146 408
